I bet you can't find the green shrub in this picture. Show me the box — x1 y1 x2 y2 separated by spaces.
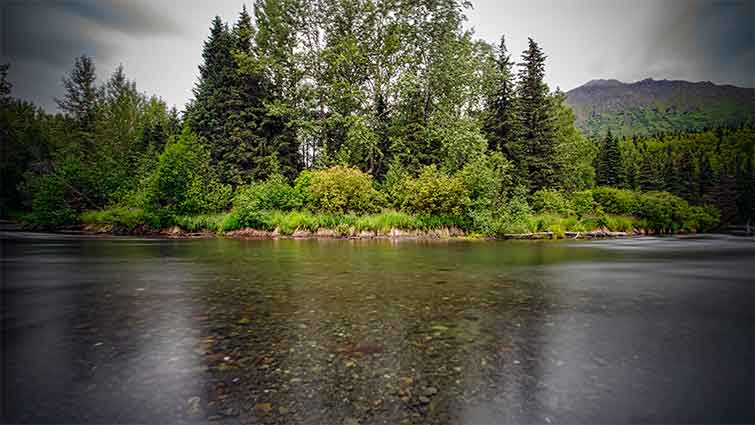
140 128 232 217
531 214 560 232
546 222 566 239
571 190 594 218
381 159 411 209
530 189 573 215
636 191 688 233
307 166 380 213
404 166 469 216
493 186 533 235
234 174 300 212
592 186 638 215
459 153 512 233
604 215 636 232
26 176 76 227
684 205 720 232
293 170 314 208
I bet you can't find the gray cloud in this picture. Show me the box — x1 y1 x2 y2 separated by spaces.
635 0 755 86
2 0 753 112
1 0 186 109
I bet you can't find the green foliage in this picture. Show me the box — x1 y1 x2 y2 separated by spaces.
25 177 76 227
492 186 533 234
685 205 720 232
234 174 300 212
140 128 232 217
572 190 595 218
596 130 624 187
592 186 639 215
403 166 469 217
635 191 688 233
458 153 512 232
381 159 411 209
530 189 573 215
80 207 161 230
307 166 380 214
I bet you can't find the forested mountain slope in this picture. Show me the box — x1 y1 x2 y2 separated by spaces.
566 78 755 136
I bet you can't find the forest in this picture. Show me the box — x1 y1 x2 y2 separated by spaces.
1 0 752 237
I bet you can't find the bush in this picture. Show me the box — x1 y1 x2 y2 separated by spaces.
571 190 594 218
492 186 533 235
234 174 300 213
26 176 76 227
293 170 314 208
459 153 512 233
592 187 638 215
307 166 380 213
530 189 573 215
604 215 636 232
635 191 688 233
404 166 469 216
685 205 720 232
140 128 232 217
381 159 411 209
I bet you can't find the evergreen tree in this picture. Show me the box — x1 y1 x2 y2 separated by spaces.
662 145 681 194
0 63 11 104
735 153 754 224
675 150 694 202
637 142 661 191
187 16 237 183
517 38 556 191
699 152 715 202
55 55 99 136
484 36 521 168
596 129 623 187
225 5 270 184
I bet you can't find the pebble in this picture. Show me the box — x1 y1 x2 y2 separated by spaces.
255 403 272 414
186 396 202 418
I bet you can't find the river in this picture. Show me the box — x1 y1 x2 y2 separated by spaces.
2 232 753 424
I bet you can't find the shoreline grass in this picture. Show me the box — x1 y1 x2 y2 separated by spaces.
79 207 659 239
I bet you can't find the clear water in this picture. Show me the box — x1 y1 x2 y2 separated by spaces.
2 233 754 424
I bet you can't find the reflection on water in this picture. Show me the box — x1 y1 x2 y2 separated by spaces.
2 234 754 424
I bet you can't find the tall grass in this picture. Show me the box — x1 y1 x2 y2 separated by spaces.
80 207 160 230
80 207 644 238
172 213 233 232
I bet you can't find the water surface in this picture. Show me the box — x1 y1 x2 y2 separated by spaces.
2 233 754 424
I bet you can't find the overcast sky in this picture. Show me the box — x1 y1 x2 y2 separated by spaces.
2 0 753 111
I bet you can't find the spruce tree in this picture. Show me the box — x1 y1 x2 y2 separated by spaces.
675 150 694 202
735 153 754 224
517 38 556 191
596 130 624 187
698 152 715 202
225 5 269 184
484 36 521 171
0 64 11 104
187 16 237 183
55 55 99 136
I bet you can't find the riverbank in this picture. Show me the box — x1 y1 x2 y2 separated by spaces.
10 220 642 241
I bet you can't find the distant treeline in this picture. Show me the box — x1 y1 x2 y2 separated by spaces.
596 127 754 224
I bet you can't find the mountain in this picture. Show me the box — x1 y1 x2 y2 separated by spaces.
566 78 755 137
